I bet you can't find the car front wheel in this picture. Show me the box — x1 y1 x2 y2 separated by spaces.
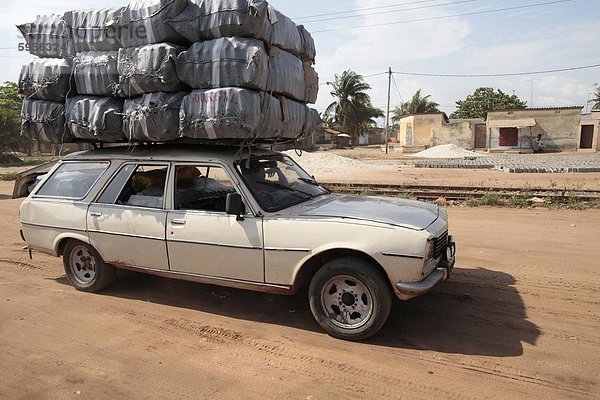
309 257 392 341
63 240 115 292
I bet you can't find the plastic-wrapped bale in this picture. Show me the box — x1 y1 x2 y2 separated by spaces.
74 51 121 97
175 38 268 91
21 99 73 144
167 0 315 62
18 59 74 102
119 0 189 48
17 15 74 58
303 62 319 104
180 87 314 141
64 8 124 52
66 96 125 142
123 92 186 141
175 37 318 103
118 43 187 97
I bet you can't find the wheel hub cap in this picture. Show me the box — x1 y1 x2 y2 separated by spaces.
321 275 374 330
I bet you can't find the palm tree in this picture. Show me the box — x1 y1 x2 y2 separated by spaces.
590 88 600 110
391 89 440 122
325 70 384 140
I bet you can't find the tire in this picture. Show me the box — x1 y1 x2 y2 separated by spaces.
309 257 392 341
63 240 115 292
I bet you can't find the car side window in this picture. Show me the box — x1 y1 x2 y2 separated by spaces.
98 164 168 209
174 165 238 212
36 162 109 199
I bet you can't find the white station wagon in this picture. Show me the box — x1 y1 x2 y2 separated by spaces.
19 145 455 340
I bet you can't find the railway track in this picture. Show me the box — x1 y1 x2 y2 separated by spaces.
320 182 600 202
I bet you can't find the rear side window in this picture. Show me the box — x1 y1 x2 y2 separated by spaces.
36 162 109 199
97 164 168 209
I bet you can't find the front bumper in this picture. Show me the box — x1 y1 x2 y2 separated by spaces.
395 235 456 300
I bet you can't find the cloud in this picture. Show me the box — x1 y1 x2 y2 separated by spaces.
313 0 472 114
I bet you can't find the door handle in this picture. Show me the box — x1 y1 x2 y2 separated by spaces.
90 212 103 218
171 219 187 226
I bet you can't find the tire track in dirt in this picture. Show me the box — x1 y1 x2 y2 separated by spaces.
97 305 595 399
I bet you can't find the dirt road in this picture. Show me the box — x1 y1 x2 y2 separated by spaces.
1 180 599 399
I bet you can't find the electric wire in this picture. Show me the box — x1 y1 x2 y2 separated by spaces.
311 0 573 33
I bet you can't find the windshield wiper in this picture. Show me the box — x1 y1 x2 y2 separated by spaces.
255 180 313 200
298 177 320 186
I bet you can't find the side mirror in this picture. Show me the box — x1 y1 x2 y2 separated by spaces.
226 192 245 221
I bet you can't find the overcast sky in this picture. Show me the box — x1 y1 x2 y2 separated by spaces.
2 0 599 122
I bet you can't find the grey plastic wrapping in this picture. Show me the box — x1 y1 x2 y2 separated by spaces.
119 0 189 48
123 92 186 141
166 0 316 62
21 99 73 144
180 87 319 141
175 38 268 91
18 58 74 102
66 96 125 142
64 8 124 52
175 38 318 103
118 43 187 97
74 51 122 97
17 15 75 58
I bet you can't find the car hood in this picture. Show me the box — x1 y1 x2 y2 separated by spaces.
296 194 439 230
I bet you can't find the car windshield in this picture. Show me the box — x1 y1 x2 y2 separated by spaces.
236 154 328 212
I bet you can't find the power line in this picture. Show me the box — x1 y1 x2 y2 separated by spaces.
312 0 573 33
393 63 600 77
293 0 440 20
299 0 480 24
391 74 404 104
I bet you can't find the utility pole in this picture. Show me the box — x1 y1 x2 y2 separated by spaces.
385 67 392 154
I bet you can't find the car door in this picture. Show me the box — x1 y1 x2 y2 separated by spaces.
166 163 264 282
87 163 170 270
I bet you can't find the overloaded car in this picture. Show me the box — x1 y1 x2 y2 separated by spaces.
19 144 455 340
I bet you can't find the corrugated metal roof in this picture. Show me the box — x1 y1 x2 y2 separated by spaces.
488 106 583 113
488 118 536 128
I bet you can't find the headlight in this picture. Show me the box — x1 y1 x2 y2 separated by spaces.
424 239 435 260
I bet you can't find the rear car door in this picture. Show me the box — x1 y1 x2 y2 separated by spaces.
166 163 264 282
87 163 170 270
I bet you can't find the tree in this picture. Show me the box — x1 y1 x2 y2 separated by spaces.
325 70 384 140
0 81 27 154
590 88 600 110
391 89 440 121
450 87 527 119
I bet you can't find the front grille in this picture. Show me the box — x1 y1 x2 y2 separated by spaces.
433 231 448 259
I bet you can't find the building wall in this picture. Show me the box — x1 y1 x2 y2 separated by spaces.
487 108 581 151
398 116 415 146
433 120 477 149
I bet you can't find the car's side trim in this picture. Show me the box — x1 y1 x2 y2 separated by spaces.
111 263 293 295
88 229 164 241
168 238 262 250
264 247 311 253
21 221 87 233
381 251 424 259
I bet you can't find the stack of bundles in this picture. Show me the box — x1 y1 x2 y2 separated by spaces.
17 0 321 144
18 15 75 144
175 37 318 103
123 92 187 141
65 96 125 142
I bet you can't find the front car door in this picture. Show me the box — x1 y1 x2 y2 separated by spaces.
166 163 264 282
87 162 170 270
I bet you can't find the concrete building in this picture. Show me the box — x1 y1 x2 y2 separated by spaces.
396 113 484 151
486 107 583 152
579 110 600 152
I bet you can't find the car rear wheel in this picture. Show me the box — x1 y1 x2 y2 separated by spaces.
63 241 115 292
309 257 392 341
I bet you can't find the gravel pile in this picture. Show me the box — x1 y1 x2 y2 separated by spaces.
416 154 600 173
283 150 370 175
410 144 485 159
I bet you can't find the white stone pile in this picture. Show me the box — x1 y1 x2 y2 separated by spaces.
17 0 320 144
